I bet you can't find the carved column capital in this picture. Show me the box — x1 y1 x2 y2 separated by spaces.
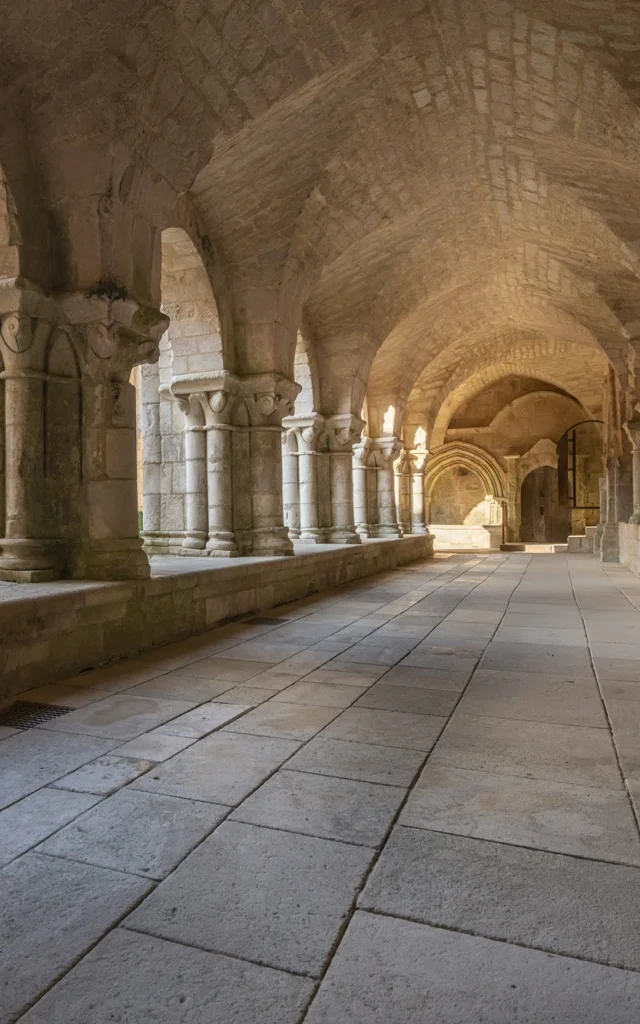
282 413 326 453
57 292 169 381
0 277 58 373
325 414 365 453
171 371 242 427
240 372 301 427
373 435 403 465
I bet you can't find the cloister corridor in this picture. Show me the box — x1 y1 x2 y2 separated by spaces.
1 550 640 1022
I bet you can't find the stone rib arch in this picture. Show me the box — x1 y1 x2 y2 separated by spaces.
425 443 506 505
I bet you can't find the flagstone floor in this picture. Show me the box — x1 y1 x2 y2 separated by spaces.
2 551 640 1023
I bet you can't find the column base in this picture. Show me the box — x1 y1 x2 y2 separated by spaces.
328 527 361 545
378 525 402 538
0 539 61 581
355 525 371 538
247 527 295 556
630 514 640 526
182 531 207 551
79 538 151 580
142 532 172 556
207 532 239 557
601 524 620 564
299 529 327 544
411 524 428 535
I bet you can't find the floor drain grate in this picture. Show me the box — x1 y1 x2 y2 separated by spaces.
244 616 288 625
0 701 74 730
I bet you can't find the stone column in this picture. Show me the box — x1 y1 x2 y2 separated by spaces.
60 293 168 580
601 455 620 562
375 437 402 538
298 420 325 543
504 454 521 543
353 440 371 538
624 421 640 524
326 415 363 544
395 450 413 535
410 451 428 534
594 475 607 552
140 361 166 554
0 283 60 581
174 392 208 552
282 431 300 540
205 383 240 556
241 373 300 556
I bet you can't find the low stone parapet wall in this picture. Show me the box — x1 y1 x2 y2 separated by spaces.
429 524 503 551
619 523 640 575
0 535 433 699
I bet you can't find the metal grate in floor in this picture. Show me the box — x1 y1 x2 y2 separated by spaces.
0 701 74 730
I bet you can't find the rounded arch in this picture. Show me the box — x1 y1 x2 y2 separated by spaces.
159 226 226 390
425 443 506 503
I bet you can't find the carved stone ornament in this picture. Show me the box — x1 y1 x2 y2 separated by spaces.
1 312 33 354
255 392 278 418
209 390 228 414
86 321 120 360
301 426 317 446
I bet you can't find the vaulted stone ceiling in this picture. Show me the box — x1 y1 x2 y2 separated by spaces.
1 0 638 431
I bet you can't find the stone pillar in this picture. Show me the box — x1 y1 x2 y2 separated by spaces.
0 283 60 581
594 475 607 552
242 374 300 556
326 415 363 544
353 440 371 538
410 451 428 534
504 454 521 543
395 450 413 535
282 434 300 540
375 437 402 538
59 293 168 580
624 421 640 524
601 456 620 563
140 361 165 554
175 393 208 552
205 384 239 556
298 421 325 543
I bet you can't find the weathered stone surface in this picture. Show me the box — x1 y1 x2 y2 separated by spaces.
0 853 151 1024
305 912 640 1024
361 828 640 969
232 769 404 846
40 789 227 878
19 929 314 1024
126 820 372 976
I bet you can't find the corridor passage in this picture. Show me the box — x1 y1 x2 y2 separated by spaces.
3 552 640 1022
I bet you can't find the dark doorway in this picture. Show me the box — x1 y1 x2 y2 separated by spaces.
520 466 563 543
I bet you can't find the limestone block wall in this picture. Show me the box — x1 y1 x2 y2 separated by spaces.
0 535 433 699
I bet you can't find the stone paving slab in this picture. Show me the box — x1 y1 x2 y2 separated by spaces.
321 706 446 751
51 753 153 794
122 673 235 702
430 713 621 789
0 729 119 809
224 701 340 740
130 731 300 805
270 679 369 707
232 768 404 846
126 820 372 976
0 788 100 867
19 928 314 1024
286 736 425 787
177 657 271 682
400 765 640 864
305 911 640 1024
39 788 228 879
39 694 196 741
481 641 594 675
153 702 248 739
355 682 459 717
381 664 471 691
361 827 640 969
0 852 152 1024
112 729 197 762
460 669 607 728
